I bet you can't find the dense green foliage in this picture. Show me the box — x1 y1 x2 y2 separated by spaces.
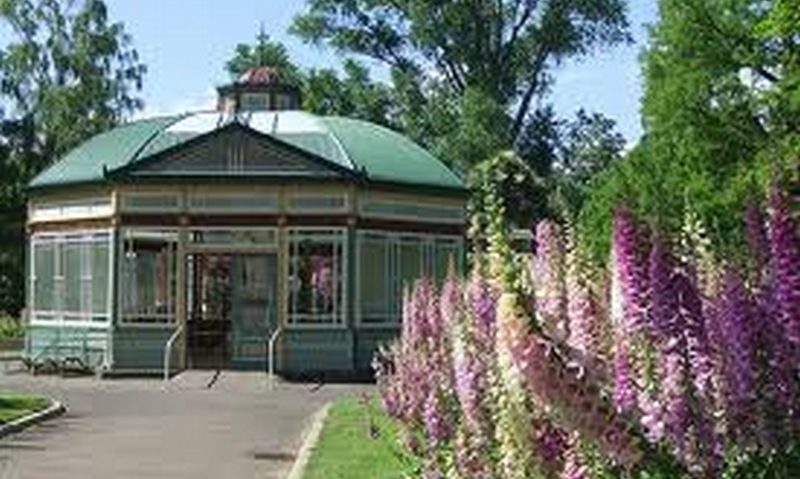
579 0 800 263
0 314 24 339
0 0 145 316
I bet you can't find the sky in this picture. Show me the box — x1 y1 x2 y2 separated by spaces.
6 0 660 144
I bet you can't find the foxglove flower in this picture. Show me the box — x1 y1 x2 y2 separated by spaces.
767 186 800 350
494 292 537 478
718 269 758 446
679 208 720 299
532 419 568 474
648 232 677 340
752 278 797 444
744 200 769 276
612 339 638 414
611 207 647 334
561 434 589 479
565 231 602 360
534 220 568 339
423 388 450 448
447 273 492 478
518 333 644 468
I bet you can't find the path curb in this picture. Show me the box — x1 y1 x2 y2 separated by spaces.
0 397 66 439
286 402 331 479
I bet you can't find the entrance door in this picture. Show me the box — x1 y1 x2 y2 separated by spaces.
231 254 277 368
186 253 277 369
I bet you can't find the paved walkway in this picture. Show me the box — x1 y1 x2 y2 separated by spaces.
0 369 371 479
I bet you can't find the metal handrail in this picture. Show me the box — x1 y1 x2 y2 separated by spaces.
163 323 185 382
267 327 282 390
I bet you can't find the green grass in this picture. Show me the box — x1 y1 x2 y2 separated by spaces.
0 393 48 424
303 397 418 479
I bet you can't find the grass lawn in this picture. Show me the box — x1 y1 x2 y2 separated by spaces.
303 396 418 479
0 393 49 424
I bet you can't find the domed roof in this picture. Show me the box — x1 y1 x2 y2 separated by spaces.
29 111 465 191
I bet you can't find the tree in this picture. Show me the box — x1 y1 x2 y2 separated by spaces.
0 0 145 315
225 32 396 127
304 59 396 127
292 0 630 150
579 0 800 263
225 29 303 87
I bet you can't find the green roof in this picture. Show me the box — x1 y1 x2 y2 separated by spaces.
29 111 465 192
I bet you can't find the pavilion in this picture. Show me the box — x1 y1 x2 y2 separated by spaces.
24 67 467 376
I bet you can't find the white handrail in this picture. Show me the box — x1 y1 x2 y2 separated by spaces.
268 327 282 390
163 323 185 382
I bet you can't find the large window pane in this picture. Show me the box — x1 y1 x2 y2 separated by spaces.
434 239 463 285
121 231 177 323
62 243 82 313
397 238 423 292
288 229 345 325
356 232 464 326
30 232 111 323
92 241 109 315
359 234 390 324
33 242 55 311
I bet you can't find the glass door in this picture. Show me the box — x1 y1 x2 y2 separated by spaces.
187 253 233 369
231 254 277 368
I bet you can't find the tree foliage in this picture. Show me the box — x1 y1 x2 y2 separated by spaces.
304 59 396 127
0 0 145 315
225 30 303 87
291 0 631 169
579 0 800 263
225 33 395 127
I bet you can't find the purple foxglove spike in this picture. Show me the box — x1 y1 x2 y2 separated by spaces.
613 338 638 413
535 220 568 338
612 208 647 336
648 231 677 341
768 187 800 350
753 279 798 443
423 388 450 448
718 269 758 447
565 236 602 360
561 434 590 479
673 273 715 400
744 200 769 275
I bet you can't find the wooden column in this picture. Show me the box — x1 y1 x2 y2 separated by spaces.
176 215 189 369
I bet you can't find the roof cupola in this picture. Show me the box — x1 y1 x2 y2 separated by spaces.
216 66 301 113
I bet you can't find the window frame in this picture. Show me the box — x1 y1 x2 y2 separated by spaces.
119 228 180 327
29 229 113 327
355 230 464 329
286 227 348 329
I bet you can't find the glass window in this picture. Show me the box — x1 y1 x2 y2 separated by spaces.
241 93 269 111
275 93 297 110
33 242 56 312
30 233 111 323
121 230 177 324
359 234 391 324
433 238 463 285
62 242 82 314
92 241 109 315
288 229 345 325
397 237 423 293
356 232 464 326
